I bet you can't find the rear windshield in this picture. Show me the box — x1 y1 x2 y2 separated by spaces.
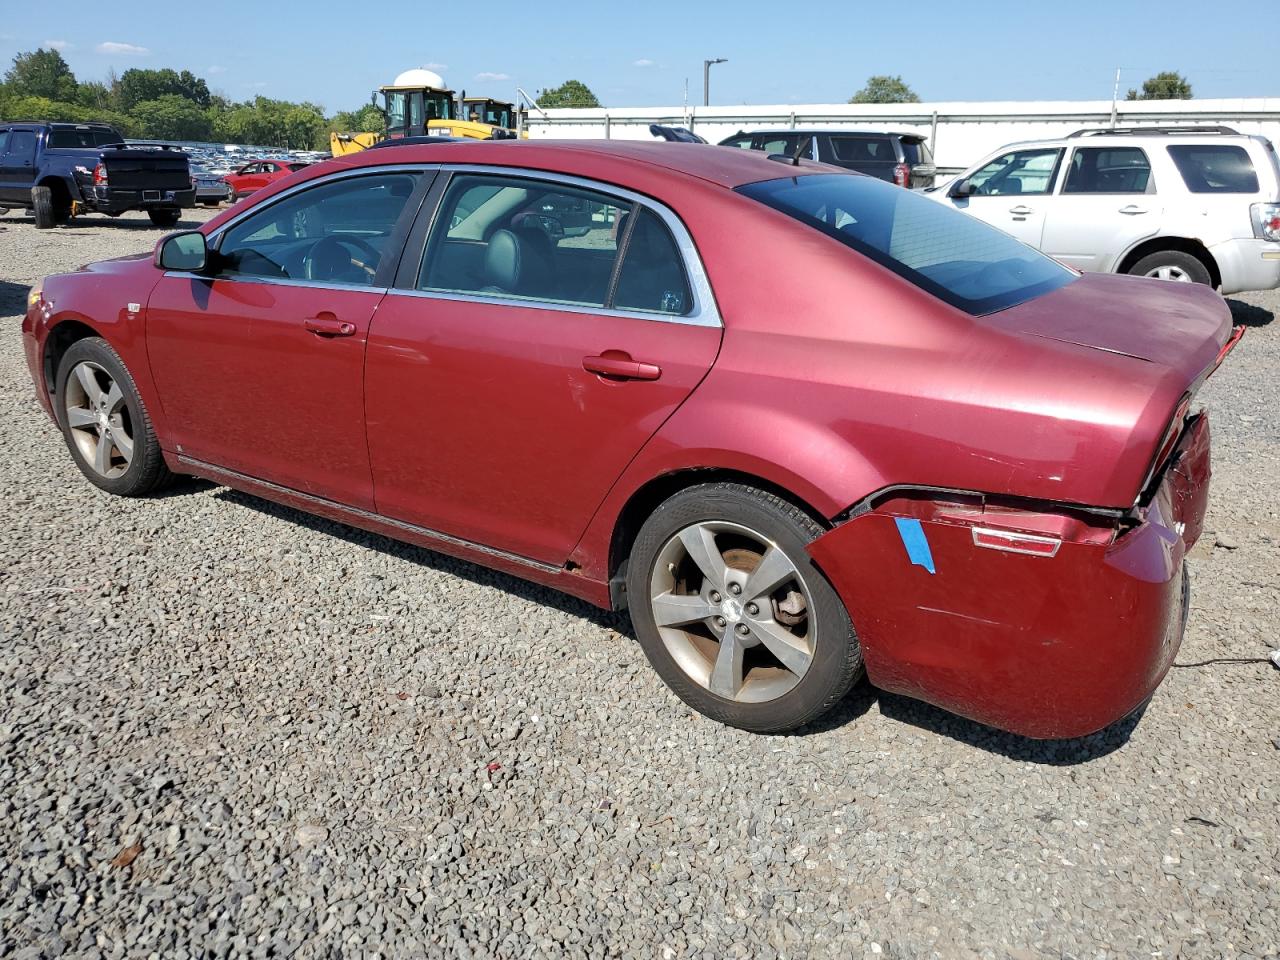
738 173 1075 315
901 138 933 166
1167 144 1260 193
47 127 122 148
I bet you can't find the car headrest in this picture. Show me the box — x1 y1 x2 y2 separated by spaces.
483 229 522 292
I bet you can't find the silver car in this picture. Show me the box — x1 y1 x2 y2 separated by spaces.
190 166 231 206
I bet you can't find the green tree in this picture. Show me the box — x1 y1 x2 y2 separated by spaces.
115 68 212 111
76 81 112 110
850 75 919 104
330 102 385 135
131 94 214 141
4 48 78 101
537 80 601 109
1126 71 1192 101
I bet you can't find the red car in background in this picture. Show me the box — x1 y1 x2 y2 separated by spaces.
223 158 309 201
22 141 1242 740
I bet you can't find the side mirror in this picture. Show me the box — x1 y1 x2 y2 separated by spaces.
155 231 208 272
949 179 974 199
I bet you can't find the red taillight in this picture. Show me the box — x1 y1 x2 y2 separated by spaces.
893 163 911 188
92 162 108 185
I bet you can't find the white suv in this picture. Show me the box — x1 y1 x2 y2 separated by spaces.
929 126 1280 294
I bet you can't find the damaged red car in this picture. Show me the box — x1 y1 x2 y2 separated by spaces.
22 141 1241 738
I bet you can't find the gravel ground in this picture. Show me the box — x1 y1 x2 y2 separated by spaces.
1 207 1277 959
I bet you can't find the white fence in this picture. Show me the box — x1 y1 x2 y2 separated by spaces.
525 98 1280 172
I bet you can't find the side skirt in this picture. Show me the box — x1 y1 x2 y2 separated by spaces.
173 454 613 609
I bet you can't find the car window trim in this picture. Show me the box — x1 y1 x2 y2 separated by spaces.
391 164 722 329
197 163 440 290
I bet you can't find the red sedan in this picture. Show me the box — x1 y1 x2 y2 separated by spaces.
22 141 1241 738
223 158 309 201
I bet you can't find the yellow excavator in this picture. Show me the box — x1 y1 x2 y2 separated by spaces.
330 68 526 156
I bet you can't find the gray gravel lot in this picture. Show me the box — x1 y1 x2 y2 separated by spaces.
1 206 1277 959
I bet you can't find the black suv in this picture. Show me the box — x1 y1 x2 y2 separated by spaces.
718 129 937 188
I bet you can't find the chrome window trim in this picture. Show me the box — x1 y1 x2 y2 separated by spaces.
418 164 722 328
161 271 390 296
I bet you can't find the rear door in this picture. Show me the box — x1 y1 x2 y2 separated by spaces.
146 168 427 509
0 128 39 204
949 147 1064 248
364 169 722 565
1041 145 1160 272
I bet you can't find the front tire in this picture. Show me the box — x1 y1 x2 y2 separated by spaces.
626 483 863 733
1128 250 1212 286
148 208 181 228
56 338 173 496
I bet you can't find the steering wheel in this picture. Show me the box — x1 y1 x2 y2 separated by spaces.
302 235 381 282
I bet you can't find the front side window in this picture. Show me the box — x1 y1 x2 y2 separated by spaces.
1063 147 1153 194
419 173 692 315
6 131 37 162
719 135 753 150
739 173 1075 315
385 91 408 135
1167 144 1260 193
216 172 419 285
967 149 1062 196
756 134 802 156
0 131 10 156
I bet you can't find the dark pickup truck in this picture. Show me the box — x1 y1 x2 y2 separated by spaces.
0 121 194 228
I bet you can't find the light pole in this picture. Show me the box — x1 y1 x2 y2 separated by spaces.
703 58 727 107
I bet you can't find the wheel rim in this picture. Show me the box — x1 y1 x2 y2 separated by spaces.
648 521 815 704
1145 264 1193 282
63 361 134 479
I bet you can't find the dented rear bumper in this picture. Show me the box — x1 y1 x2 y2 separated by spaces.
809 414 1210 739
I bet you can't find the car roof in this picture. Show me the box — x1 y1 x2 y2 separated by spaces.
322 139 832 190
727 129 926 140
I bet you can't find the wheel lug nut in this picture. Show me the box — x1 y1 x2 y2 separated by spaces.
746 603 758 616
710 591 721 603
735 623 749 636
729 583 741 595
714 616 726 628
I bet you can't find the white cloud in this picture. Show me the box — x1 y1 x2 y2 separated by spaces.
96 41 150 56
632 58 654 67
422 62 448 71
475 71 511 82
207 65 227 75
46 40 73 51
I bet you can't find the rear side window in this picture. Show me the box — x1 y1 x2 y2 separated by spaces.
612 208 692 315
719 134 753 150
739 173 1075 316
900 139 933 166
1063 147 1153 194
829 136 894 163
755 134 803 156
1167 144 1260 193
0 131 9 155
48 127 121 148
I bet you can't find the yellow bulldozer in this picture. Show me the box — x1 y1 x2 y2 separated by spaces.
330 68 526 156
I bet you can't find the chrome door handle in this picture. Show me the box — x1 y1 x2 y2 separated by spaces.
1119 205 1148 215
1009 205 1034 216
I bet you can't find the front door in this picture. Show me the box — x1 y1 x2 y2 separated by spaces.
365 171 722 565
950 147 1064 248
1040 145 1160 273
145 169 425 509
0 129 39 205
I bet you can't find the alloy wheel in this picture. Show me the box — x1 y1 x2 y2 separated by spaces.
63 360 134 479
648 521 815 703
1145 264 1193 282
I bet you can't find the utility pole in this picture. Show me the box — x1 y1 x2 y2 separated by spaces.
703 58 727 107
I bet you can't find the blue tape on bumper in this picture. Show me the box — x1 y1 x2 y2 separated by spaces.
894 517 936 574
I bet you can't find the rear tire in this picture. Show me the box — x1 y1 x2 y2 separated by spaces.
32 185 57 229
148 208 181 228
1127 250 1212 286
55 338 173 497
626 482 863 733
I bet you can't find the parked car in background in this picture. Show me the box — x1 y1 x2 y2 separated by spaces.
224 158 310 202
190 165 232 206
929 126 1280 293
719 129 936 188
0 121 194 228
24 141 1240 739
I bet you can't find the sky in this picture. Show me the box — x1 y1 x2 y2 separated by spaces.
1 0 1275 114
